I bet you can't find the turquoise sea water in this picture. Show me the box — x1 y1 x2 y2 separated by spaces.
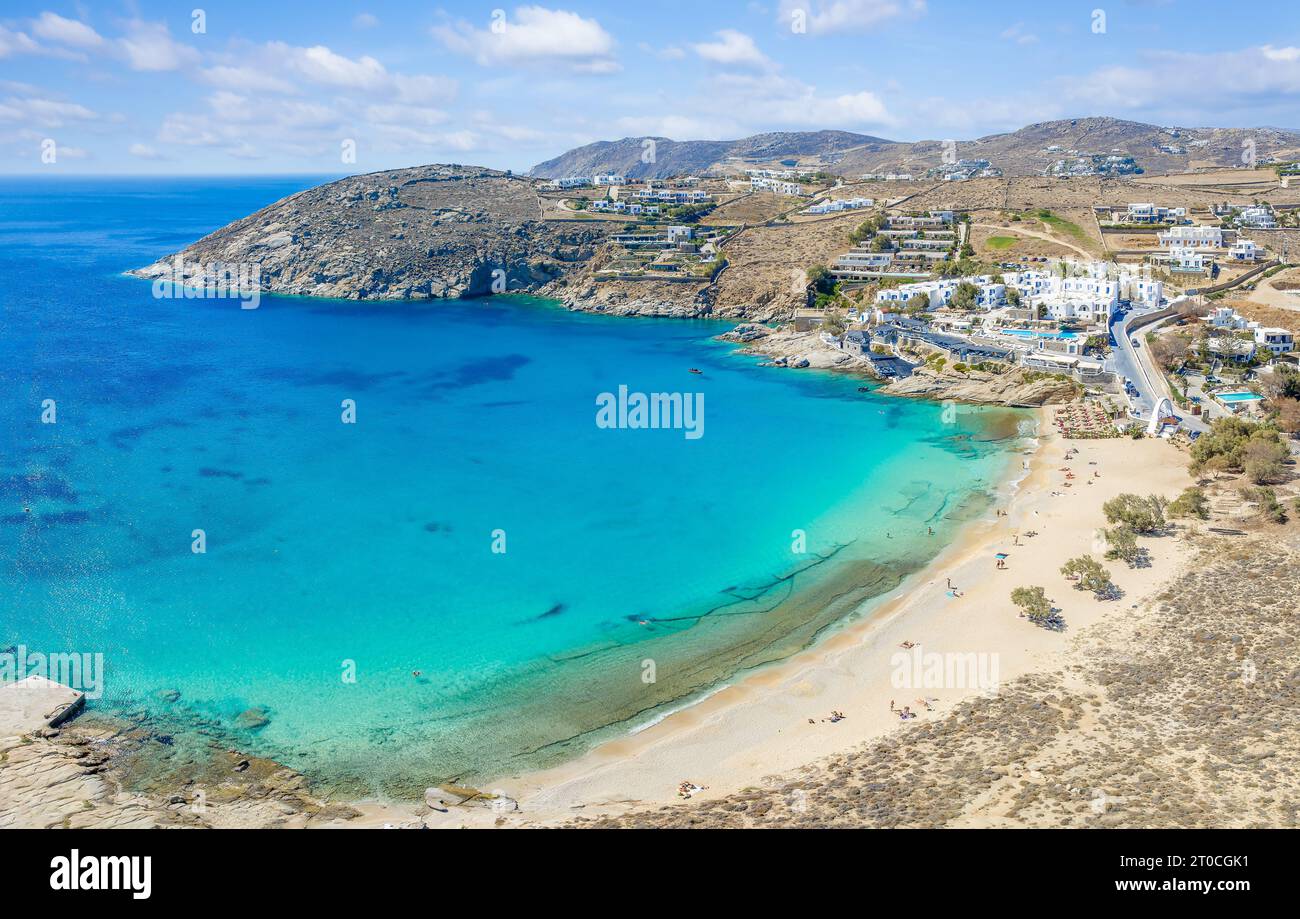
0 178 1026 797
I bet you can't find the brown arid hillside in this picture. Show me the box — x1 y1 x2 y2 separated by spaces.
543 210 863 322
533 118 1300 181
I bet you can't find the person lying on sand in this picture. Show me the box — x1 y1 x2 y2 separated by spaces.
899 641 915 649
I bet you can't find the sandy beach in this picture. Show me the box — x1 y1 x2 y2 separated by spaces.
8 407 1296 829
351 413 1200 827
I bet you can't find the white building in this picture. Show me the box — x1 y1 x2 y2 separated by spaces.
1158 226 1223 249
1228 239 1262 261
806 197 873 215
551 176 593 188
592 174 626 186
1254 327 1295 356
591 200 660 216
1208 307 1251 331
1122 203 1185 224
830 250 897 279
888 211 953 230
632 189 711 205
874 276 1005 310
1160 247 1210 273
1237 206 1277 229
750 177 808 196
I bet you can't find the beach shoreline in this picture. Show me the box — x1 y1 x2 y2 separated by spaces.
345 410 1197 828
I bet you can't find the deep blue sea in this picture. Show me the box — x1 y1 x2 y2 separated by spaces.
0 177 1026 797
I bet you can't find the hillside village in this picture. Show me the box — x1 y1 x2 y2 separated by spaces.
530 157 1300 440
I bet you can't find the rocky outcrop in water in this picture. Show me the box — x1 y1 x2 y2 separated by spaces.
0 716 362 829
883 366 1081 406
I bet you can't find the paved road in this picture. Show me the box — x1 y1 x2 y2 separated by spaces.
1108 308 1159 418
1109 304 1209 434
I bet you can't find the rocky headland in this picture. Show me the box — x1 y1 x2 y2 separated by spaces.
131 165 612 301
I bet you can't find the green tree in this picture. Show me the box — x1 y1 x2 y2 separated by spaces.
1011 586 1054 624
1190 417 1286 477
905 292 930 315
1103 526 1142 566
806 264 835 296
1242 438 1290 484
1060 555 1116 597
950 281 981 310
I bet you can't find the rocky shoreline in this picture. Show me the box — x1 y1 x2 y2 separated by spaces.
715 323 1082 406
0 712 361 829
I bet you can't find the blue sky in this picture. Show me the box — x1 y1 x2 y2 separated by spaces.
2 0 1298 174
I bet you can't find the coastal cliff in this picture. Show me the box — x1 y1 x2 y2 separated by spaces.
131 165 611 300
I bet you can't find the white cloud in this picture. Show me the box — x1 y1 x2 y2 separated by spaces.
1067 45 1300 113
282 44 389 90
200 43 456 104
158 92 344 159
200 64 299 95
433 6 618 72
117 20 200 72
692 30 772 69
32 12 103 48
639 42 686 60
353 13 380 30
1001 23 1038 46
0 25 42 58
129 142 164 159
1262 45 1300 63
365 104 449 127
0 93 98 128
777 0 925 36
391 73 459 105
614 114 738 141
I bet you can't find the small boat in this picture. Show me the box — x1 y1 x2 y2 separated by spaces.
688 368 703 374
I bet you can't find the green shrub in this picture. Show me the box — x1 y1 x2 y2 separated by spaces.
1102 493 1167 534
1168 486 1210 520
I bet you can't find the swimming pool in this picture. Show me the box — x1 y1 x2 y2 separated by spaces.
999 329 1080 341
1216 391 1263 404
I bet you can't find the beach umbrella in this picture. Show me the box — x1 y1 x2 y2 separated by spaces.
995 553 1009 559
